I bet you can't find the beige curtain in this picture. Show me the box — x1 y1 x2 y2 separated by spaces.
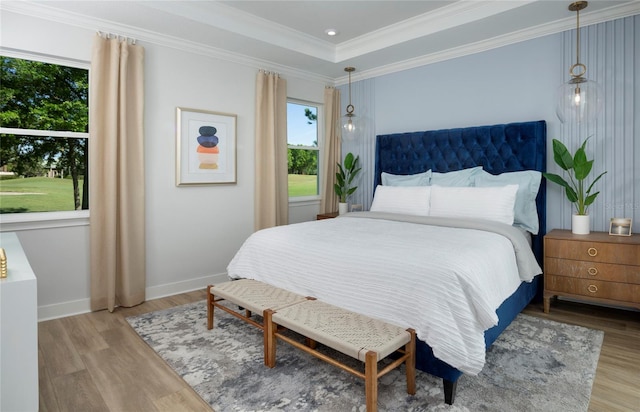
320 87 342 214
89 34 146 312
254 71 288 230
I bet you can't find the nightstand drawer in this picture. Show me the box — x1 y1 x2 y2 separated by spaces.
545 238 640 266
545 258 640 284
545 275 640 303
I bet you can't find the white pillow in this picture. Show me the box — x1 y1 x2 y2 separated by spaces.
474 170 541 234
430 184 518 225
381 170 431 186
370 185 431 216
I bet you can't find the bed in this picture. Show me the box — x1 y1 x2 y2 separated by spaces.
228 120 547 404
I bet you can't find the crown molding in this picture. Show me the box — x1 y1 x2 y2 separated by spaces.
335 1 640 85
0 1 333 84
3 0 638 85
335 0 537 62
2 1 137 42
142 1 336 62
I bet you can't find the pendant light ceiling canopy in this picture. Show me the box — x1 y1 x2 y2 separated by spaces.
556 1 603 124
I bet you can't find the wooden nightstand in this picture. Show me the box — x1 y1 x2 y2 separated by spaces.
543 229 640 313
316 211 339 220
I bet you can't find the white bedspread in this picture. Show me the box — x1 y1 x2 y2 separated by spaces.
227 213 540 374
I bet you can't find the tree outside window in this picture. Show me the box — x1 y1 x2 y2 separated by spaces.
287 101 320 198
0 55 89 214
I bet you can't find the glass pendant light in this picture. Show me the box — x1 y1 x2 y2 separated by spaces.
556 1 603 124
342 67 360 141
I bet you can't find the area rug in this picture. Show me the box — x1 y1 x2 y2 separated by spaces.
127 301 603 412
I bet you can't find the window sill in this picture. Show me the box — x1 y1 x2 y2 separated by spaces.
0 210 90 232
288 196 321 205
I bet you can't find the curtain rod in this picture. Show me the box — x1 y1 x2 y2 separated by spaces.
97 31 137 45
258 69 279 77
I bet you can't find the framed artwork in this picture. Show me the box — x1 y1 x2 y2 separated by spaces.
609 218 632 236
176 107 237 185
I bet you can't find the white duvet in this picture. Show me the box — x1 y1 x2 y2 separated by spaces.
227 213 540 375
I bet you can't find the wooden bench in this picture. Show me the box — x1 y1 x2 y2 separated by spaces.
207 279 308 331
264 299 416 412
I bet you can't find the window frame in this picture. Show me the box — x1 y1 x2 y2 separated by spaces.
0 49 91 231
286 98 323 203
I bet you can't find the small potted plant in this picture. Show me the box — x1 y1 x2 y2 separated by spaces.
334 152 361 215
543 137 606 234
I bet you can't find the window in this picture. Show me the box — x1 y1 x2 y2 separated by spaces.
0 55 89 216
287 101 321 198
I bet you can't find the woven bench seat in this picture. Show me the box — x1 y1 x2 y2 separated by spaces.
207 279 308 331
264 299 416 412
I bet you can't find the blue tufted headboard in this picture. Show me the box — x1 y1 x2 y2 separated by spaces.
374 120 546 264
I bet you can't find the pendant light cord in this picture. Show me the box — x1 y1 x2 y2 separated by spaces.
344 67 355 115
348 70 352 106
568 1 588 79
575 6 581 67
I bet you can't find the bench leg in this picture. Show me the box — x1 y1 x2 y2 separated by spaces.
264 309 276 368
206 285 214 330
405 329 416 395
365 351 378 412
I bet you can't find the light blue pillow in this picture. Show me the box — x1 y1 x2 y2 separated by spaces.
381 170 431 186
473 170 542 234
430 166 483 187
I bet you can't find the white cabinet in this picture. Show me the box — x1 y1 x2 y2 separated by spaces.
0 232 38 412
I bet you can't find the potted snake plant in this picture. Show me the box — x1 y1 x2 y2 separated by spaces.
542 137 606 234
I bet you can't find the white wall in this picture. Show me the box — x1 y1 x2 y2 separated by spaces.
1 9 326 319
373 35 562 135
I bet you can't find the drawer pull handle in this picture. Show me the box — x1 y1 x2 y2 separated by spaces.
587 247 598 257
588 284 598 293
587 267 598 276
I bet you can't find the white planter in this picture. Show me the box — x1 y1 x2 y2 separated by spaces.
572 214 590 235
338 202 348 215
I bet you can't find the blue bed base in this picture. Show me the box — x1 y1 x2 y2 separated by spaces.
374 120 546 403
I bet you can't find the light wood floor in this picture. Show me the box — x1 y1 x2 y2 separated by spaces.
39 290 640 412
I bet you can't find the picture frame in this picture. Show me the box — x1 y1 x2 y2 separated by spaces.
176 107 237 185
609 218 632 236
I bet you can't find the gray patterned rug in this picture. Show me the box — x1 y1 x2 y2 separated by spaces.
127 301 603 412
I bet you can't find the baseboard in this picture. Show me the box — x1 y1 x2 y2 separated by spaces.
38 298 92 322
37 272 230 321
146 273 229 300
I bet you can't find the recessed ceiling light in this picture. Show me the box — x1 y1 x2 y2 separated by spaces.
325 29 338 36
